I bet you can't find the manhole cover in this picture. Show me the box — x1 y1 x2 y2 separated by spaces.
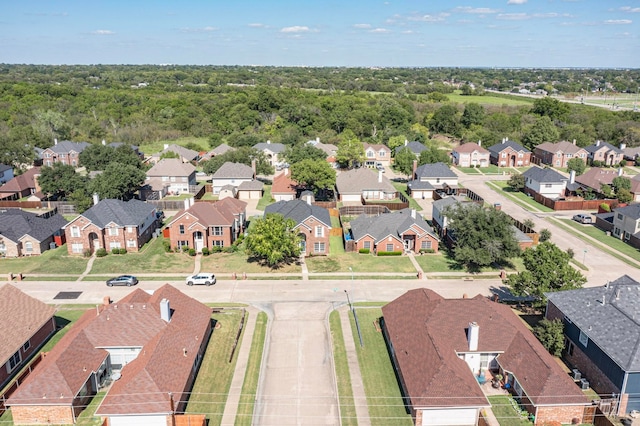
53 291 82 300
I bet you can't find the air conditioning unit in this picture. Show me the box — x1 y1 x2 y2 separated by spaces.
580 378 590 390
572 369 582 380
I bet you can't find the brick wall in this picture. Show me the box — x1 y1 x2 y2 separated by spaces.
299 218 330 256
11 405 75 425
66 216 152 254
535 405 584 425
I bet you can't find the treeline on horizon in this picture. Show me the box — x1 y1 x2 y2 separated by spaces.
0 64 639 168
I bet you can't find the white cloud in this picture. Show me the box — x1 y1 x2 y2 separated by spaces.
507 0 527 4
605 19 633 24
281 26 310 33
91 30 114 35
248 23 265 28
620 6 640 13
454 7 499 14
496 12 564 20
180 26 218 33
496 13 529 20
370 28 391 33
408 12 450 22
353 23 372 29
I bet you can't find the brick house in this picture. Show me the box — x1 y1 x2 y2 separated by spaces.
264 199 331 256
382 289 589 426
211 162 256 195
452 142 490 168
545 275 640 415
40 140 90 167
574 167 624 196
143 158 196 199
533 140 588 168
0 285 56 390
349 208 439 254
7 285 213 426
63 199 158 255
166 198 247 252
0 167 41 201
0 209 67 257
363 143 391 167
487 139 531 167
253 140 286 166
585 140 624 166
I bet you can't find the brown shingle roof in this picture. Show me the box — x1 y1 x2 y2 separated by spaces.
271 172 297 195
0 285 56 366
382 289 587 409
536 140 585 155
455 142 489 154
0 167 40 198
575 167 622 191
336 168 396 194
168 198 247 228
146 158 196 177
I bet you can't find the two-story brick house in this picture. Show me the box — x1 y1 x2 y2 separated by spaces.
533 140 588 168
585 140 624 166
452 142 490 167
487 139 531 167
41 140 90 167
166 198 247 252
264 199 331 256
363 143 392 167
144 158 196 198
63 199 158 254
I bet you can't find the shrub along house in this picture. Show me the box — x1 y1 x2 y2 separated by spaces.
349 208 439 254
546 275 640 415
382 289 589 426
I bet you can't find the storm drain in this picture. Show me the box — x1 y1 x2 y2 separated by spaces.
53 291 82 300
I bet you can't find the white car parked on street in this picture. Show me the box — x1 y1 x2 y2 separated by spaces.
185 273 216 286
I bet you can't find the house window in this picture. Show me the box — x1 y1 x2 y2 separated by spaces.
72 243 83 253
567 340 574 356
162 176 168 181
0 242 5 253
212 240 224 247
363 241 371 249
212 226 223 236
178 240 189 248
23 340 31 351
379 151 386 157
624 231 630 241
109 242 121 249
578 330 588 347
315 226 324 237
7 351 21 372
567 154 573 158
71 226 80 238
367 151 374 158
501 153 506 158
544 184 552 188
127 226 134 233
386 243 394 252
108 227 118 236
24 241 33 253
179 224 185 234
313 242 325 253
518 153 523 158
617 213 623 220
421 240 432 250
45 153 51 158
126 240 136 248
614 227 621 237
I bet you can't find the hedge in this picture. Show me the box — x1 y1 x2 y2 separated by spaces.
358 248 370 254
377 251 403 256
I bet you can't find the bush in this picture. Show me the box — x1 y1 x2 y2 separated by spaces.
211 246 223 253
188 248 196 257
162 239 172 252
95 248 108 257
358 248 370 254
201 247 210 256
118 248 127 254
182 246 190 253
600 203 611 212
377 251 403 256
83 249 92 258
419 248 435 254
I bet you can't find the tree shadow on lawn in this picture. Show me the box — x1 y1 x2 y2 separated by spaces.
246 255 301 271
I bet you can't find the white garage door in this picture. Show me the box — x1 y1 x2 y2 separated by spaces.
109 415 167 426
341 194 361 202
421 408 477 426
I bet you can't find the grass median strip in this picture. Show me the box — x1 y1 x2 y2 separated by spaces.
235 311 267 426
329 310 358 426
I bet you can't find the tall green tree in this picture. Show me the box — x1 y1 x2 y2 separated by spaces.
531 97 570 121
394 147 416 177
201 147 271 175
88 163 146 200
444 203 521 269
335 137 365 169
245 213 301 267
534 318 565 357
461 103 485 128
522 116 560 150
283 143 327 165
507 174 525 191
79 144 141 171
418 146 451 165
566 157 586 176
38 163 87 199
290 159 336 194
507 241 586 306
428 104 462 137
387 135 408 152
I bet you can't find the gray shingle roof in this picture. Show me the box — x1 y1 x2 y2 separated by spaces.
254 142 286 153
0 164 12 173
160 144 199 160
522 166 568 183
414 162 457 179
238 180 264 191
350 208 437 243
546 275 640 372
212 162 254 179
48 141 90 154
265 200 331 228
585 141 623 154
76 199 156 228
614 204 640 221
487 140 530 154
0 209 67 243
407 180 435 191
395 141 427 155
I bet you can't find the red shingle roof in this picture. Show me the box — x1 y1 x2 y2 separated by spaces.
271 172 297 195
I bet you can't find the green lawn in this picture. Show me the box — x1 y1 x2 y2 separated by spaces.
445 91 534 106
414 251 524 273
306 253 416 273
487 395 533 426
235 312 267 426
329 310 358 426
163 193 193 200
391 182 422 211
75 391 106 426
331 215 341 228
486 181 554 213
200 192 219 200
457 167 482 174
255 185 273 211
350 308 412 426
550 218 640 266
0 245 89 275
199 251 302 274
186 309 246 424
330 235 346 255
89 238 195 274
138 137 209 156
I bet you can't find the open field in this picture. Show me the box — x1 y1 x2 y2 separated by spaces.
445 91 535 106
138 137 209 156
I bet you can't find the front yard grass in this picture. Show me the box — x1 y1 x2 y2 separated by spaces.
487 395 533 426
414 251 524 273
235 312 267 426
0 245 89 275
186 309 246 425
89 238 194 274
329 310 357 426
457 167 482 174
199 251 302 273
306 253 415 273
486 181 554 213
350 308 412 426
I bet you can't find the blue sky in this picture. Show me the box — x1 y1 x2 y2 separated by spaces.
1 0 639 67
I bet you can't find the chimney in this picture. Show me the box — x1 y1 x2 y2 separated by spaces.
184 198 190 210
502 137 506 144
160 299 171 322
616 288 621 300
468 322 479 351
404 139 408 146
573 139 577 145
621 143 627 150
411 209 416 219
33 173 42 194
412 160 418 178
596 140 601 147
284 167 288 176
251 159 256 177
267 140 271 145
378 170 382 183
602 295 606 305
316 137 320 144
103 296 111 306
92 193 99 206
618 167 623 176
101 139 106 146
306 197 311 206
54 138 58 145
569 170 576 184
477 140 481 147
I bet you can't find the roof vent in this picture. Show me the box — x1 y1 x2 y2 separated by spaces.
616 289 621 300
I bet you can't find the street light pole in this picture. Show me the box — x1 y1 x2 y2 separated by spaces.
583 248 588 266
